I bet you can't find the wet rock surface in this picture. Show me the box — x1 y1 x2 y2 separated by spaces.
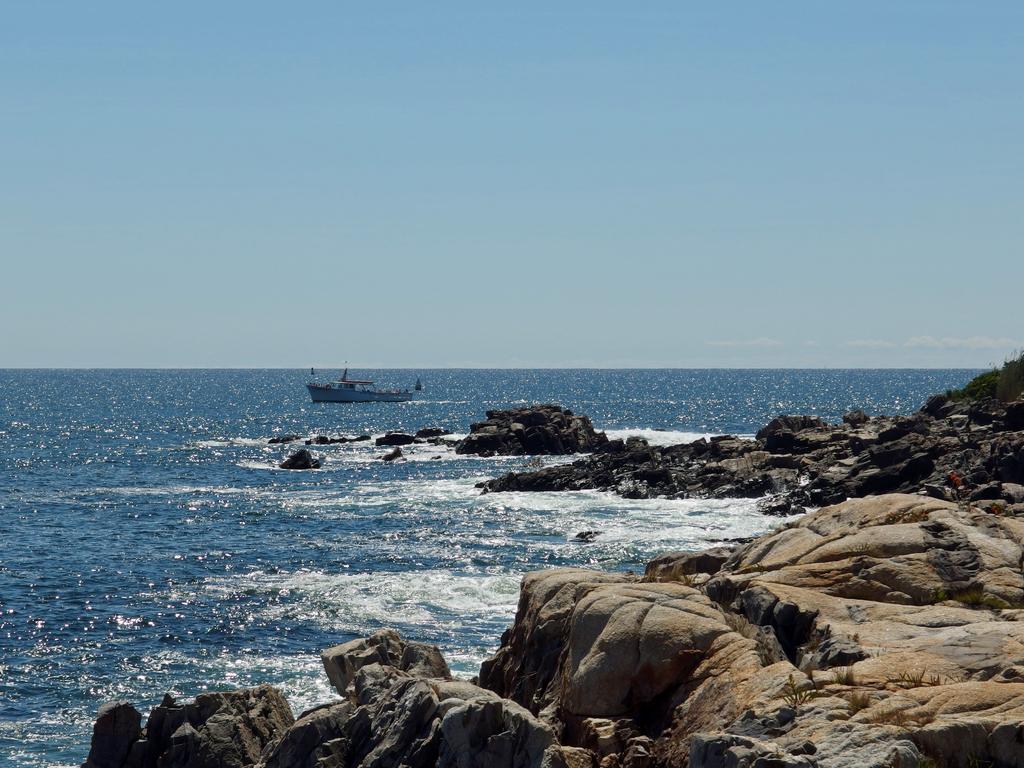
375 432 416 447
279 448 322 470
456 404 608 457
480 396 1024 514
305 435 371 445
379 447 404 462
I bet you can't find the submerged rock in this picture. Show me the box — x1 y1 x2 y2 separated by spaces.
306 434 364 445
279 449 321 469
380 447 404 462
375 432 416 447
267 434 301 445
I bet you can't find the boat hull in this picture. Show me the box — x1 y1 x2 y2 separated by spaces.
307 384 414 403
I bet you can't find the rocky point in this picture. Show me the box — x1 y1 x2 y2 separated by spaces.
480 395 1024 517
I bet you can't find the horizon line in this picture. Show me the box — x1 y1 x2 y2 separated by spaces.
0 365 987 372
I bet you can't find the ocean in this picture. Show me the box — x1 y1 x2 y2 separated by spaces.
0 368 977 766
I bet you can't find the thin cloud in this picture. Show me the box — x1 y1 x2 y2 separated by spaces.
846 339 898 349
904 336 1020 350
705 338 784 348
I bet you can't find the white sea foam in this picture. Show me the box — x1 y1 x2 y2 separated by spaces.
87 484 254 497
603 428 711 446
204 568 520 632
472 490 776 554
603 428 754 446
193 437 269 448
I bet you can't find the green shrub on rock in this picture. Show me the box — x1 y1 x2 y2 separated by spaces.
948 369 999 401
948 351 1024 402
996 351 1024 402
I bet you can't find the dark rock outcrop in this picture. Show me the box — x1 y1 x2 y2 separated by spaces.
456 405 607 457
375 433 416 447
842 409 869 426
643 547 731 582
306 435 365 445
257 701 353 768
415 428 451 439
279 449 321 470
273 434 372 446
479 397 1024 514
288 665 571 768
380 447 404 462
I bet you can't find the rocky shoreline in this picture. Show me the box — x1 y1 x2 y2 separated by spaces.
83 396 1024 768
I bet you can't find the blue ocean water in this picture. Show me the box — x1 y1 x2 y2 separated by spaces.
0 368 977 766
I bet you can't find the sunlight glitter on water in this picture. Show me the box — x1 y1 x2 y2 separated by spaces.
0 368 977 766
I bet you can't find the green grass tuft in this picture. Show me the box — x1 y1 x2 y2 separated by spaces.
931 586 1014 610
846 690 871 714
831 667 857 686
781 674 815 711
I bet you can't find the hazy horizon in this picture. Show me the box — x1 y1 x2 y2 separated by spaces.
0 364 989 371
2 3 1020 368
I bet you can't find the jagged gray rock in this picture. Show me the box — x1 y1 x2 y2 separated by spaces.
257 702 353 768
322 629 451 699
258 650 572 768
83 686 293 768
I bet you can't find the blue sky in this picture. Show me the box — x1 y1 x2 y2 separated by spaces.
1 3 1020 368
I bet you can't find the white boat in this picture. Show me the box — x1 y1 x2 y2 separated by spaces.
307 368 415 403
